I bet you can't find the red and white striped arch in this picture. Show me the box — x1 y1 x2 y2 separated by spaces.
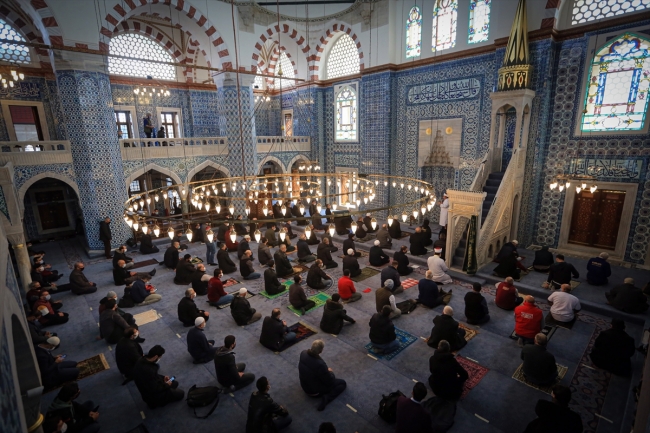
312 23 364 80
251 23 310 74
266 45 298 88
0 4 51 67
29 0 63 46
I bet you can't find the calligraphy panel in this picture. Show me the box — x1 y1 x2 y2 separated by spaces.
407 78 481 104
568 158 643 180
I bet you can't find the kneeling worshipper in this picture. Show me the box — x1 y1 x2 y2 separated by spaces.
532 246 554 272
319 294 356 335
177 288 209 327
289 275 316 314
369 240 390 266
393 245 413 276
547 284 581 325
375 279 402 320
342 249 362 278
427 248 453 285
427 306 467 352
307 260 334 291
133 345 185 409
417 271 447 308
428 340 468 401
115 327 145 382
606 278 649 314
100 299 136 344
521 333 558 386
46 382 100 433
259 309 297 351
409 227 428 256
586 252 612 286
36 337 80 389
246 377 292 433
298 339 347 411
186 317 217 364
217 243 238 274
215 335 256 391
493 250 522 280
368 306 400 354
523 385 583 433
264 260 286 295
589 318 636 376
139 233 159 254
174 254 196 285
230 288 262 326
464 282 490 326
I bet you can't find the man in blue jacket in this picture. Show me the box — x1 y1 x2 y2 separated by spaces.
130 275 161 306
586 252 612 286
298 339 347 411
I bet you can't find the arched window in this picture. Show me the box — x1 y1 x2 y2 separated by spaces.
326 34 360 79
468 0 491 44
581 33 650 132
273 51 295 89
0 18 30 64
432 0 458 52
335 84 358 142
108 33 176 80
572 0 650 25
253 74 265 90
406 6 422 58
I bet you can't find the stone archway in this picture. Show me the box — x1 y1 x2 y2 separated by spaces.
124 163 183 191
186 160 231 183
17 173 80 215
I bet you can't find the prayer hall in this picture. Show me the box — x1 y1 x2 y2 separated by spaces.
2 0 650 432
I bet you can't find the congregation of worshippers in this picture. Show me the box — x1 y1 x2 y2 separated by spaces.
28 193 649 433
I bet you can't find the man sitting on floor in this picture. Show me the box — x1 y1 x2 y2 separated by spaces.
217 243 238 274
174 254 196 285
395 382 432 433
369 305 400 354
493 250 522 280
495 277 523 310
464 282 490 325
164 242 181 269
99 299 134 344
207 269 234 307
113 245 134 269
258 237 273 266
417 270 447 308
139 233 159 254
394 245 413 276
264 260 285 295
231 288 262 325
113 260 156 286
342 249 362 278
46 382 99 433
297 234 317 263
545 254 579 290
186 317 217 364
514 296 544 346
36 337 79 388
606 277 649 314
320 231 338 253
191 264 210 296
381 260 403 294
319 294 356 335
238 235 253 260
376 223 393 249
523 385 583 433
34 291 69 327
290 275 316 314
495 240 525 272
299 339 347 411
338 269 361 303
428 339 468 401
215 335 255 391
548 284 581 325
274 244 294 278
240 250 261 280
177 288 209 327
259 309 297 351
317 238 338 269
427 249 453 285
521 333 558 386
590 318 636 376
532 246 554 272
376 279 402 320
115 327 144 382
427 306 467 352
133 345 185 409
409 227 428 256
369 240 390 267
246 377 292 433
586 252 612 286
69 262 98 295
307 259 334 291
342 234 361 257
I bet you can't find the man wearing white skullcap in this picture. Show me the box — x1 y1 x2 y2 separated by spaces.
427 247 453 285
369 239 390 266
186 315 217 364
342 248 363 278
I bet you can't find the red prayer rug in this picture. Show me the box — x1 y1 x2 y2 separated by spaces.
401 278 419 290
455 355 489 399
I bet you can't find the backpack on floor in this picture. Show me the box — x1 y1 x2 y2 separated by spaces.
186 385 220 419
118 287 135 308
396 300 417 315
378 390 405 423
126 238 138 247
422 396 456 432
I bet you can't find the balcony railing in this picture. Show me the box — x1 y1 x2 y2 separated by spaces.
120 137 229 161
256 136 310 153
0 141 73 165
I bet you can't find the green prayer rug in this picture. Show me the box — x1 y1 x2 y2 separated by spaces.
288 292 331 315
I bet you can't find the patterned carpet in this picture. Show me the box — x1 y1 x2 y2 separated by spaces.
259 288 289 299
276 322 318 353
45 354 110 393
512 362 569 395
350 267 380 282
223 278 241 288
460 323 477 342
131 259 159 269
365 328 418 361
216 291 255 309
456 355 489 399
401 278 419 290
288 292 331 316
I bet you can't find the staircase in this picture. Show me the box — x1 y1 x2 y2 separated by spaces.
481 172 505 225
451 227 468 268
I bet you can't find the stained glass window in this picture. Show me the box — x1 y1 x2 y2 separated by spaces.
326 34 360 79
272 52 295 89
572 0 650 25
109 33 176 80
406 6 422 58
581 33 650 132
0 18 30 64
432 0 457 52
468 0 491 44
335 85 357 142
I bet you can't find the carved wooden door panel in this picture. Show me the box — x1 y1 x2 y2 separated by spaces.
593 191 625 250
568 190 624 250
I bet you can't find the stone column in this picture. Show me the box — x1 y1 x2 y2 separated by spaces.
55 68 131 251
7 233 32 293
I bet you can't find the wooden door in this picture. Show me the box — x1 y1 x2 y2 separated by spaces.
568 190 625 250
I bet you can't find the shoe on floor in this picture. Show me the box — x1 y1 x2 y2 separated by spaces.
317 397 328 411
149 268 157 276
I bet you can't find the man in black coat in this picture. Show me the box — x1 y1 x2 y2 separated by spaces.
523 385 583 433
99 217 112 259
191 264 209 296
246 377 292 433
321 231 338 252
69 262 97 295
240 250 261 280
177 288 209 327
369 240 390 266
297 234 316 262
217 221 229 242
133 345 184 409
215 335 255 391
368 306 399 354
274 244 294 277
46 382 99 433
112 245 134 269
380 261 403 293
235 215 248 236
546 254 579 290
395 382 432 433
317 239 338 268
139 233 159 254
186 317 217 364
532 245 554 272
174 254 196 285
428 340 468 401
427 306 467 351
606 277 649 314
388 219 402 239
393 246 413 276
464 282 490 325
590 318 636 376
230 288 262 325
363 213 377 233
113 259 156 286
495 240 519 262
115 327 144 381
259 309 296 351
342 249 362 278
319 294 355 335
299 339 347 411
409 227 428 256
263 260 285 295
217 243 237 274
342 234 361 257
164 242 180 269
521 333 558 386
307 260 333 290
36 339 79 388
238 235 253 260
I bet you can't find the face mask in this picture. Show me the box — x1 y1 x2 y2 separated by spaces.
121 264 126 268
155 359 160 364
45 295 51 301
60 423 68 433
39 309 48 316
133 332 139 339
37 267 44 272
37 260 43 264
80 268 85 271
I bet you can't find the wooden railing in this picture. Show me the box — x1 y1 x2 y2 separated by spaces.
469 149 491 192
0 141 73 165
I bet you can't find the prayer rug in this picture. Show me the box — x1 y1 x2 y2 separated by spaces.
223 278 241 288
540 280 580 290
459 323 477 343
401 278 419 290
545 313 577 330
396 300 418 314
279 264 310 279
288 292 331 315
45 354 110 393
456 356 489 399
216 290 255 309
132 310 159 326
512 363 568 395
350 267 380 282
276 322 318 352
399 231 412 239
509 325 557 342
131 259 159 269
364 328 417 361
355 235 376 243
190 257 204 264
259 288 289 299
338 251 369 259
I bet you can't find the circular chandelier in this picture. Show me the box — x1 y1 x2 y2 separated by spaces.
549 174 598 194
123 170 437 243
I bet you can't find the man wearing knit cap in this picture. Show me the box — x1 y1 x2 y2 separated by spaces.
342 248 362 278
369 239 390 266
230 288 262 325
427 248 453 285
186 316 217 364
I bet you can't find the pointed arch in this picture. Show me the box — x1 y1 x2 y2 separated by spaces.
124 163 183 192
250 23 310 74
258 155 286 174
17 173 80 214
186 160 231 183
313 23 364 80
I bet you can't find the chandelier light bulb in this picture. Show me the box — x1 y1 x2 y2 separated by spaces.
229 230 236 243
153 225 160 237
328 224 336 237
590 185 597 193
279 228 287 242
364 197 368 204
421 206 426 215
262 207 268 216
133 221 140 231
128 206 133 212
350 221 358 233
332 203 338 211
412 209 419 218
168 226 175 240
133 201 139 211
146 197 151 205
126 218 133 228
305 225 312 239
197 201 203 210
215 204 221 214
277 199 283 206
387 215 394 226
576 186 582 194
392 181 396 187
281 205 287 216
384 181 388 187
154 194 159 202
228 203 235 215
408 185 412 190
299 203 305 214
565 182 571 189
142 224 149 234
581 183 587 189
254 229 261 242
316 203 322 213
401 212 408 222
245 206 250 215
222 185 227 193
550 182 558 190
205 202 211 212
400 183 405 189
558 185 565 192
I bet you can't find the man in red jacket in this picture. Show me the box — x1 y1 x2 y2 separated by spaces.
514 296 543 346
495 277 523 310
207 269 235 307
337 269 361 303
